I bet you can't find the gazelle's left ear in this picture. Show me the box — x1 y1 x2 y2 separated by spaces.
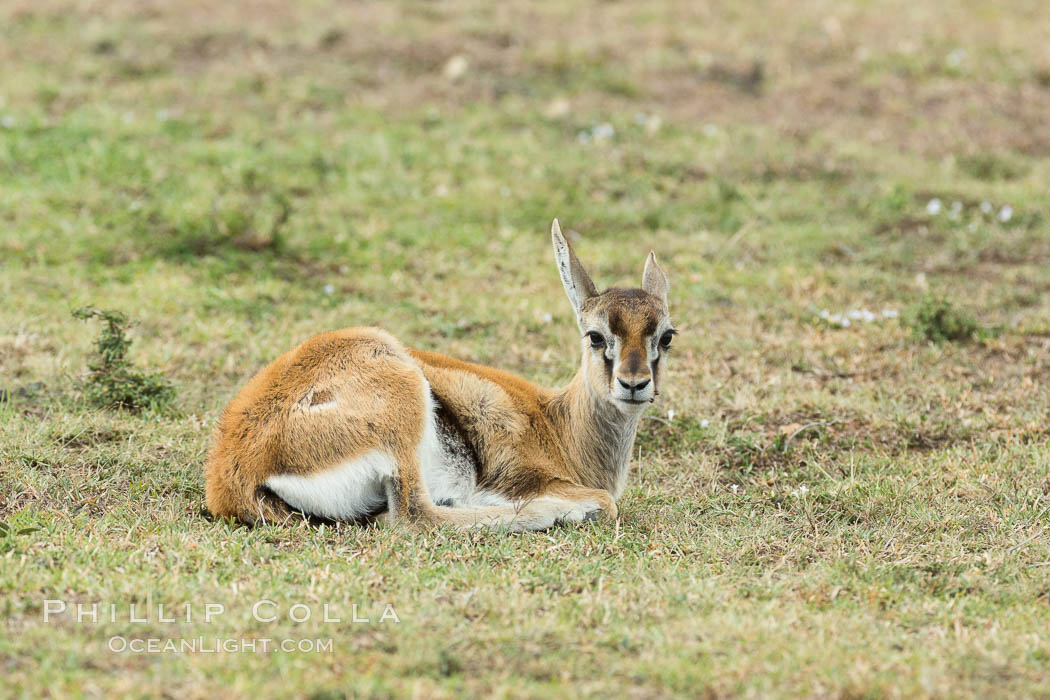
551 219 598 321
642 251 669 307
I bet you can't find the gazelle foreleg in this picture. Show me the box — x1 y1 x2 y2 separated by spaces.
387 458 617 531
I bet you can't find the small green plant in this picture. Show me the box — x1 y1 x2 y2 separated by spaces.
72 307 175 412
0 520 40 555
905 295 988 344
957 151 1030 181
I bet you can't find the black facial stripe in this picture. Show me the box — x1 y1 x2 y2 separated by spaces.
608 309 626 338
604 354 613 385
643 317 659 338
625 349 645 375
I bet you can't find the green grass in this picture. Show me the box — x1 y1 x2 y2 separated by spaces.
2 0 1050 697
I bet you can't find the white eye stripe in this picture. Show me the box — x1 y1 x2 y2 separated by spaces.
585 319 676 360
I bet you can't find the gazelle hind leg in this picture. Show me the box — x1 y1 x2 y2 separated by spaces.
206 328 439 526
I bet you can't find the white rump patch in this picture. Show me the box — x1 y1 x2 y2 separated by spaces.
264 451 394 520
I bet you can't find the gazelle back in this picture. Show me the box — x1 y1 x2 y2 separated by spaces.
204 219 675 530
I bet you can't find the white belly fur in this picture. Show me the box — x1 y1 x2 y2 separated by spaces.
264 450 394 520
418 391 479 506
265 381 508 519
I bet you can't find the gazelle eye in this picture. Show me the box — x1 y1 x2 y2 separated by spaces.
659 330 676 349
586 332 606 348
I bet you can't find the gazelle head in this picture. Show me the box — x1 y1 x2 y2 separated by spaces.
551 219 675 413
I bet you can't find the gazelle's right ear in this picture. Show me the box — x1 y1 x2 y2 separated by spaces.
551 219 598 321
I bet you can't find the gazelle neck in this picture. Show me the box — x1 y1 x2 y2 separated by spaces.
550 366 644 498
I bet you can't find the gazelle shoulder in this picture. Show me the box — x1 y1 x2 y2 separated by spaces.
408 348 550 436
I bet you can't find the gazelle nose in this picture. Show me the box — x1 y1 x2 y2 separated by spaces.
618 378 651 392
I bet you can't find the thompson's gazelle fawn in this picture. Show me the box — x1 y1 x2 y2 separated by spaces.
204 220 676 530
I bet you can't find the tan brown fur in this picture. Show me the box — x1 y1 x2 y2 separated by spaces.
205 328 429 523
204 220 674 530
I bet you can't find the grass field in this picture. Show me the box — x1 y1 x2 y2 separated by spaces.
2 0 1050 696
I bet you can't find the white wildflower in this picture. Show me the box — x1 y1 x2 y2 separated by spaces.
667 409 675 422
1 115 14 129
926 198 942 216
998 205 1013 223
544 97 571 119
634 113 662 133
945 48 966 68
442 55 469 81
578 123 616 144
700 419 710 428
820 309 850 328
541 312 553 323
822 307 899 327
730 484 739 494
323 284 335 295
979 201 992 214
846 309 876 322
